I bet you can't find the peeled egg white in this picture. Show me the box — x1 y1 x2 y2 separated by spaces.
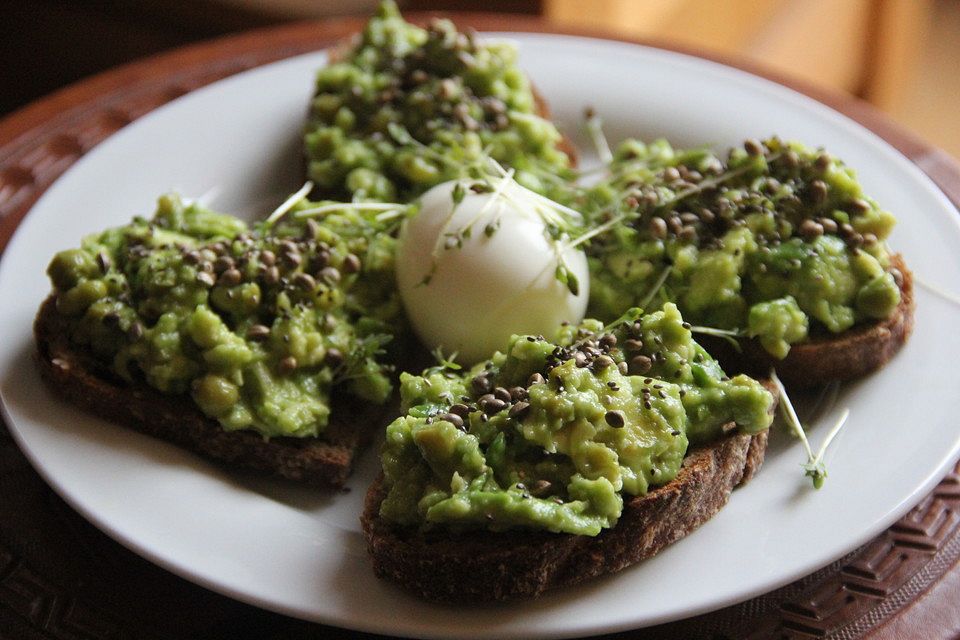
396 179 589 364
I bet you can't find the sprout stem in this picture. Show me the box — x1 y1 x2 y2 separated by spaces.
638 266 672 310
295 201 404 218
265 181 314 225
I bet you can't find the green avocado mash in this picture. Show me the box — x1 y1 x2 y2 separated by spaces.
305 0 572 202
379 304 773 535
46 193 406 438
581 137 902 358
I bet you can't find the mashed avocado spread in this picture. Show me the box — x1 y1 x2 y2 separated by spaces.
305 0 571 202
46 194 404 438
379 304 773 535
582 137 902 358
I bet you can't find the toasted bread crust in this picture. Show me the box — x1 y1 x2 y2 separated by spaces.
34 296 381 488
701 254 914 388
361 428 770 603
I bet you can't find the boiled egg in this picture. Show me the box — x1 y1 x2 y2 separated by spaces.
396 177 589 363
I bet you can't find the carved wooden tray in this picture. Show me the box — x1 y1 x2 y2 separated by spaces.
1 13 958 639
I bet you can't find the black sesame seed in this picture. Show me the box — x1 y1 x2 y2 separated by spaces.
96 252 111 273
214 256 235 273
318 266 341 285
604 410 626 428
649 217 668 239
324 348 344 367
278 356 298 374
508 386 527 402
472 374 493 394
890 268 904 287
529 479 552 497
450 404 471 418
508 401 531 420
440 412 464 429
744 139 764 156
629 355 653 375
809 180 828 205
218 268 242 287
313 250 331 270
294 272 317 290
799 219 824 240
482 397 507 415
594 355 614 370
246 324 271 341
304 219 321 241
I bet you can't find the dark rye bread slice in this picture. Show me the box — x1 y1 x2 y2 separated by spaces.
34 295 384 488
361 425 772 603
700 254 915 388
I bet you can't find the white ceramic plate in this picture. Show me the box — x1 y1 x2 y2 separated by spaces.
2 33 959 640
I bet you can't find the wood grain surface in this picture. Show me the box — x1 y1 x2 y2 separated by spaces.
1 13 959 640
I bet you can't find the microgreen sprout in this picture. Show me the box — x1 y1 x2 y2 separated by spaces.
688 326 744 352
803 408 850 489
564 211 626 250
425 347 462 377
637 265 672 310
916 275 960 307
771 370 849 489
264 181 314 226
294 201 406 219
602 307 645 333
332 332 394 384
584 107 613 164
555 261 580 296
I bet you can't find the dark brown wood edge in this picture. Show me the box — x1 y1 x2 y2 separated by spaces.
0 12 958 640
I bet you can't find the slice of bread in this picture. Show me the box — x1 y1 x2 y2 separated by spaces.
34 296 384 488
361 428 769 603
700 254 914 388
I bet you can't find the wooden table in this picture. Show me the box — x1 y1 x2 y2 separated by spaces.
1 13 958 640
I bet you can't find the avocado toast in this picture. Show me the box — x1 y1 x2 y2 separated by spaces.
581 137 914 386
35 193 405 487
361 306 777 601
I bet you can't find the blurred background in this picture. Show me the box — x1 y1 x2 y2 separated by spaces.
2 0 957 158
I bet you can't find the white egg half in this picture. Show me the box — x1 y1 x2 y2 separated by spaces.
396 179 589 364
